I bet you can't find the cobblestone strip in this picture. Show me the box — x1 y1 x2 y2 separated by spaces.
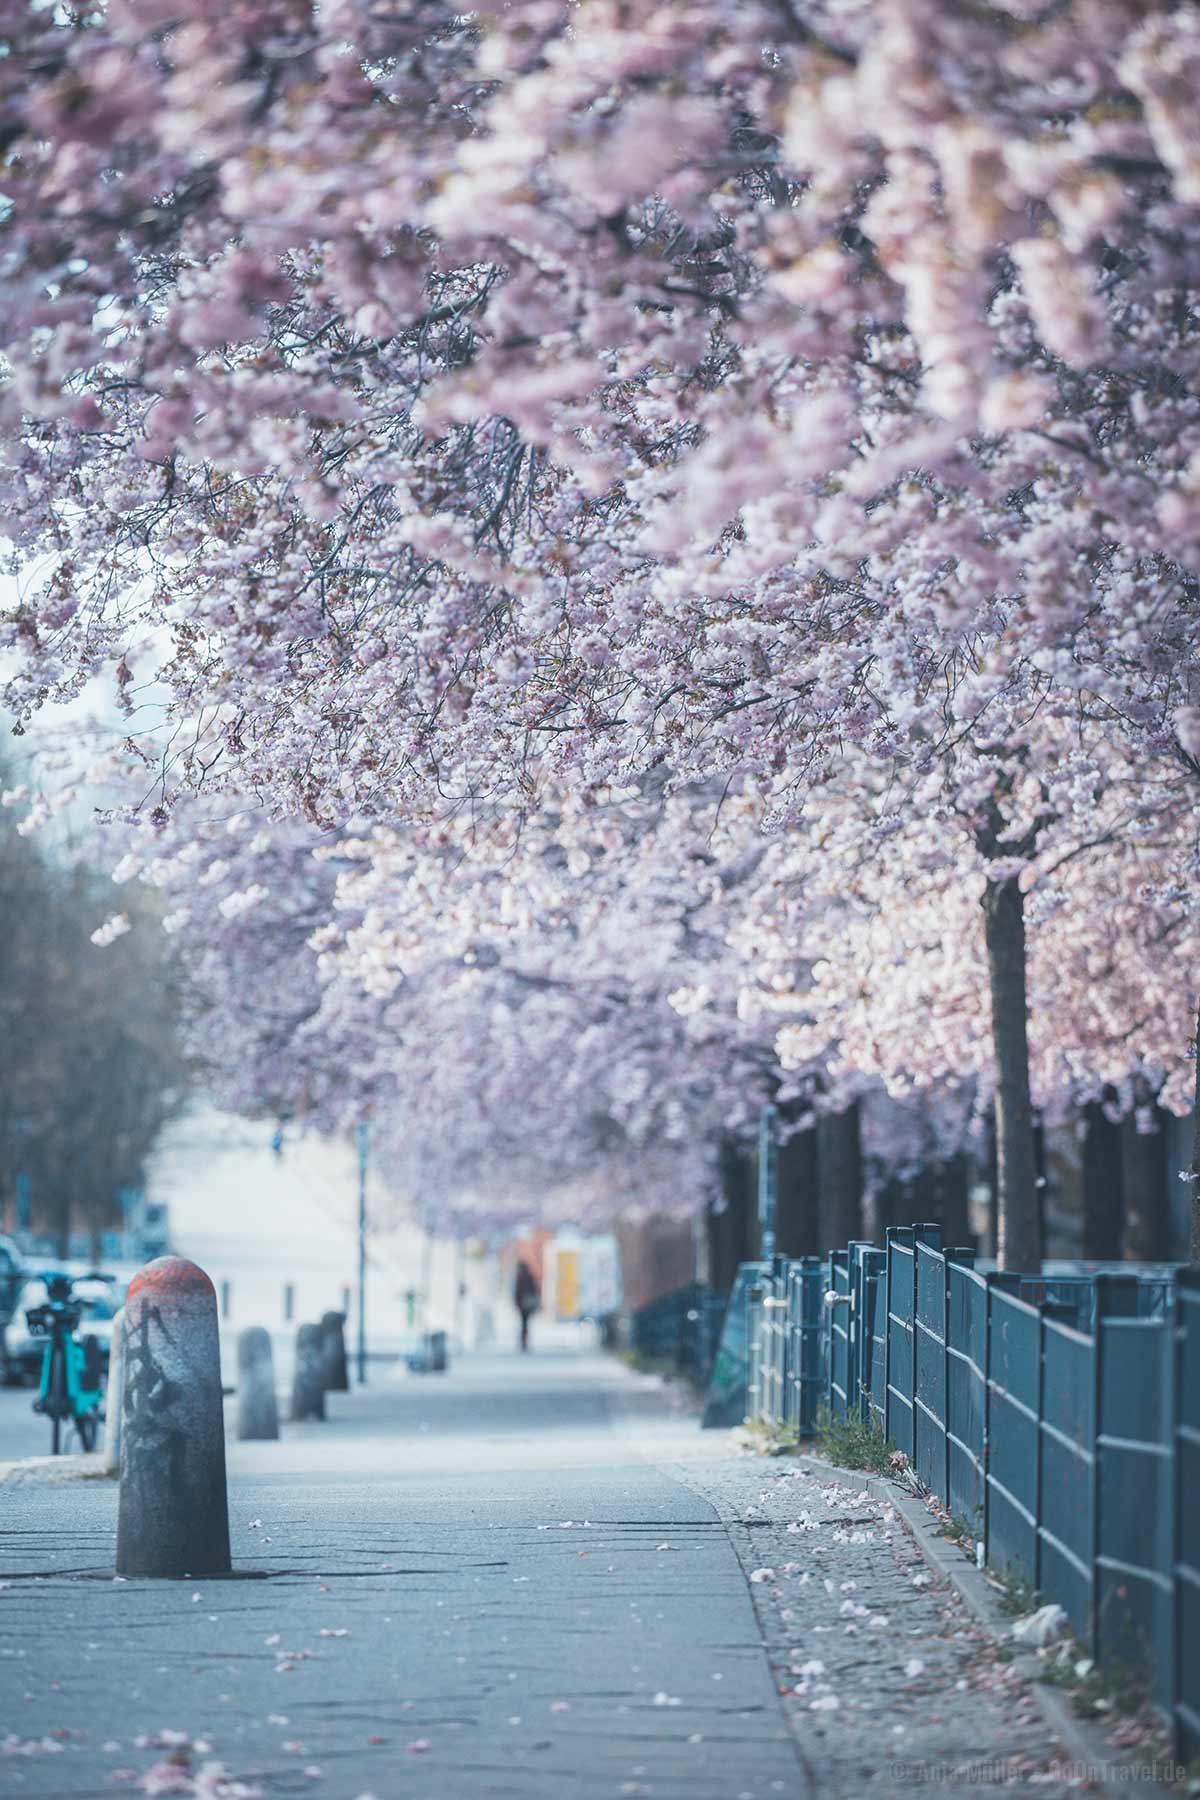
673 1456 1104 1796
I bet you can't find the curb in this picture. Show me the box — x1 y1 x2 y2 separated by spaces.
0 1451 113 1488
784 1451 1165 1797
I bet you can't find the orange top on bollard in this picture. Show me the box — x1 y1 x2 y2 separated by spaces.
126 1255 218 1301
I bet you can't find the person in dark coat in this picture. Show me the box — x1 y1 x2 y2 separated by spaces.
514 1260 540 1351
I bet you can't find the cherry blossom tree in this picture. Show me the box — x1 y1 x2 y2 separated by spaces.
5 0 1200 1260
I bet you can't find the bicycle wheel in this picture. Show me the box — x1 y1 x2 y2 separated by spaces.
74 1410 99 1452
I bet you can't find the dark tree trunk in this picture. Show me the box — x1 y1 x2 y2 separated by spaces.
932 1154 972 1249
1121 1100 1170 1262
776 1122 819 1257
816 1100 863 1251
981 873 1041 1270
1034 1118 1047 1252
704 1198 734 1296
873 1176 901 1241
1082 1098 1123 1260
709 1137 755 1292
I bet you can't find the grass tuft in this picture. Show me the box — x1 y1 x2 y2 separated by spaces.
988 1568 1041 1618
813 1406 895 1475
740 1417 800 1454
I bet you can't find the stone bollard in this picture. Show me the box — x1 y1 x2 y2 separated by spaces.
115 1257 231 1577
101 1305 125 1474
291 1322 326 1421
321 1310 350 1392
236 1327 280 1441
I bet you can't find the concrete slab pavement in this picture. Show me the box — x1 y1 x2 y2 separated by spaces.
1 1350 797 1800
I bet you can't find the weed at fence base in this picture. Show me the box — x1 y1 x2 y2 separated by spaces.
739 1417 800 1454
813 1406 897 1476
936 1514 978 1556
987 1568 1042 1618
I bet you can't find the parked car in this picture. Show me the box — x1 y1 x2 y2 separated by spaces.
0 1235 23 1333
2 1274 123 1386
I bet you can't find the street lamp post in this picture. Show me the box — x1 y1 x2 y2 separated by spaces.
356 1121 369 1384
758 1102 777 1264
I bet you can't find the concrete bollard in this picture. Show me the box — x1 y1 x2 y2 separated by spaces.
115 1257 231 1578
236 1327 280 1441
101 1305 125 1474
321 1310 350 1392
291 1322 326 1421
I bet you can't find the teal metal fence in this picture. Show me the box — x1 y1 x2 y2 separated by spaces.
740 1235 1199 1760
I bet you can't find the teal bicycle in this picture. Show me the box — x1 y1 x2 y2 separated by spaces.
28 1271 112 1454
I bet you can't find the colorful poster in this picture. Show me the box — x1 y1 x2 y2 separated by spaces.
555 1248 580 1320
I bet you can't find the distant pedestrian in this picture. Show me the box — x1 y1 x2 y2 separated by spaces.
514 1260 540 1351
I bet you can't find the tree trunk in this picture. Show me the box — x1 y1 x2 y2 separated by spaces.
1121 1100 1170 1262
981 873 1041 1270
1082 1098 1123 1260
709 1137 755 1292
932 1154 972 1249
776 1122 819 1257
874 1175 913 1241
816 1101 863 1251
985 1112 999 1259
704 1201 728 1295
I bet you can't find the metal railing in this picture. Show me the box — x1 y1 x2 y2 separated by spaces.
741 1228 1198 1760
629 1281 725 1387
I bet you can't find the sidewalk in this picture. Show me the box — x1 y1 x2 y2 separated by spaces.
0 1351 1092 1797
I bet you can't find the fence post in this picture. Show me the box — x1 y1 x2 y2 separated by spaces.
1173 1269 1200 1761
845 1241 869 1419
884 1228 908 1451
1091 1276 1106 1664
1036 1298 1064 1599
745 1278 761 1423
981 1269 1015 1575
1164 1274 1180 1756
937 1245 951 1507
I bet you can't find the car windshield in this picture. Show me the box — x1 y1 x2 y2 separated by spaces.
16 1279 116 1318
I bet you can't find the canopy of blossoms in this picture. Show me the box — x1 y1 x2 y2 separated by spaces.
4 0 1200 1257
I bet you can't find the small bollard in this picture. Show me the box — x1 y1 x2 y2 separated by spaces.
236 1327 279 1441
115 1257 231 1578
321 1310 350 1392
291 1322 326 1421
428 1329 448 1373
101 1305 125 1474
